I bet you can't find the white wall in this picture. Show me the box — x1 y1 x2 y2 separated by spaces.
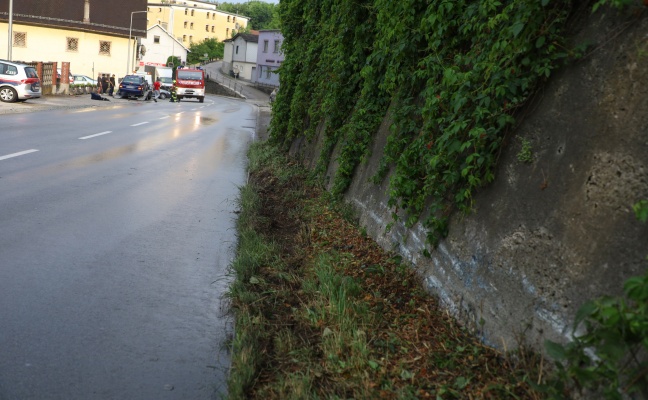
138 26 187 68
245 43 257 63
0 23 131 79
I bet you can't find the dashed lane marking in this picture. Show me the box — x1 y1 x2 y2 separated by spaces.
130 122 149 127
0 149 39 161
79 131 112 140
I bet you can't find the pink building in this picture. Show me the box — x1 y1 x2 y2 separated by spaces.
254 29 283 87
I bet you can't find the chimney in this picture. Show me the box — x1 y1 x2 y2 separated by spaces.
83 0 90 23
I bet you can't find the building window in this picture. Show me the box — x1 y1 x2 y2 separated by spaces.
13 32 26 47
211 26 215 32
147 7 150 11
185 8 188 15
99 41 111 55
227 16 230 22
263 40 268 53
66 37 79 52
206 25 209 32
266 68 272 79
226 28 229 36
274 40 280 53
235 45 239 54
161 22 168 30
212 14 215 20
189 35 193 43
191 10 194 16
183 35 187 42
184 21 188 28
154 35 160 44
233 17 237 23
190 22 194 29
159 7 162 12
207 12 210 18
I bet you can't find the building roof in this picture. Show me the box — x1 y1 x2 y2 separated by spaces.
147 24 191 52
0 0 148 38
230 32 259 43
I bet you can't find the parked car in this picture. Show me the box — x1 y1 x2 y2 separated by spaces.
157 88 170 100
73 74 97 86
0 59 41 103
56 68 74 85
117 74 151 100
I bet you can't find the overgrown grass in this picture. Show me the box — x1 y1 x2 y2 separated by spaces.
227 141 546 399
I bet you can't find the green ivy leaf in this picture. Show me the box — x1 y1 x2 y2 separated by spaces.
511 21 525 37
544 340 567 361
574 301 598 328
632 200 648 223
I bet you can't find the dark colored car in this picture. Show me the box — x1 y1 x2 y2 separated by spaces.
117 75 151 100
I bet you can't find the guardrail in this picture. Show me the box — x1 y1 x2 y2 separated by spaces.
209 73 245 96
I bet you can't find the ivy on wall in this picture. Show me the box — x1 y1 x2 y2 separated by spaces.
270 0 576 246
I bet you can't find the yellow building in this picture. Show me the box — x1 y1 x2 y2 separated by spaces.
0 0 148 81
147 0 249 47
0 22 132 80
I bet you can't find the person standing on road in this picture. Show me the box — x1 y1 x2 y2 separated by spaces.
153 78 161 103
170 80 178 103
96 74 102 94
108 74 116 96
101 74 109 95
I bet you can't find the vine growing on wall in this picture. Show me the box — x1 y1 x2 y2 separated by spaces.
270 0 577 245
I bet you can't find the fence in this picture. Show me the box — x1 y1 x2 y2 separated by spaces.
208 72 245 96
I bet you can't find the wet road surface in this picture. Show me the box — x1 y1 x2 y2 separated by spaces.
0 96 255 399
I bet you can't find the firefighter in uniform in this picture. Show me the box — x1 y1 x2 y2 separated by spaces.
170 80 178 103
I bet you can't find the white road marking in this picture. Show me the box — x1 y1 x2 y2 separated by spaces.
0 149 39 161
176 112 184 115
79 131 112 140
159 116 170 120
191 108 198 111
130 122 149 127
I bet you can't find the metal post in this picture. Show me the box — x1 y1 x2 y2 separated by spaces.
127 11 147 75
7 0 13 60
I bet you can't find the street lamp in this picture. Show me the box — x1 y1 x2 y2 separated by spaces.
127 10 147 75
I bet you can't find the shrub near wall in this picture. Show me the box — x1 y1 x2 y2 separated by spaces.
271 0 574 245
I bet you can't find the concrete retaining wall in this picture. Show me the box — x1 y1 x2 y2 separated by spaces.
288 6 648 350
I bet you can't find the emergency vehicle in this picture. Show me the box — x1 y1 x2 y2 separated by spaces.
174 67 205 103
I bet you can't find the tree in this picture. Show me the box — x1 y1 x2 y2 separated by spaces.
218 1 280 30
186 38 225 65
166 55 181 68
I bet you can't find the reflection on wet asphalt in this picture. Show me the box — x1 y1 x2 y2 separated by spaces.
0 97 256 399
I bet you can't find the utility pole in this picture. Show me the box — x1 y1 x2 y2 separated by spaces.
7 0 13 60
127 11 147 75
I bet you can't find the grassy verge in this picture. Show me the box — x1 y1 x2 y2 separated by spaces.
227 141 545 399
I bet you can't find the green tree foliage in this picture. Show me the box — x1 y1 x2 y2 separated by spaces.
271 0 578 246
218 1 280 30
186 38 225 65
166 55 181 68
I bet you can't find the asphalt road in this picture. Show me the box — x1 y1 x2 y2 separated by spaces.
0 96 255 399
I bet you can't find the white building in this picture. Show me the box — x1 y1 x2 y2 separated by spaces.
222 32 258 80
136 24 190 70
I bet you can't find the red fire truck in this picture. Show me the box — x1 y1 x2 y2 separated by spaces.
174 67 205 103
